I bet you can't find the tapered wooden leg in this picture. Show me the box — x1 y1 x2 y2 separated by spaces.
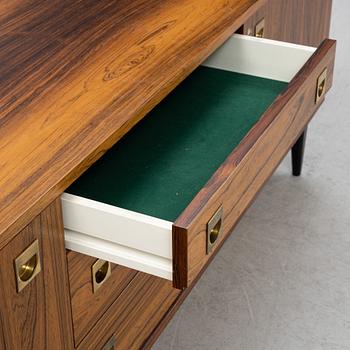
292 128 308 176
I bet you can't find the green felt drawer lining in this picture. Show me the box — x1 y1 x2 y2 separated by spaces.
67 66 287 222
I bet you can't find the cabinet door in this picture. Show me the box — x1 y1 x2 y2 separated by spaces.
265 0 333 46
0 199 73 350
240 0 332 47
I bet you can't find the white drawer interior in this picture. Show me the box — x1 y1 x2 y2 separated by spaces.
63 34 316 281
203 34 316 81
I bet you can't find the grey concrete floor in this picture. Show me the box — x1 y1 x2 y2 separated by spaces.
153 1 350 349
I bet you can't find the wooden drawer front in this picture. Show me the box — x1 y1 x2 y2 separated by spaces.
62 34 336 289
176 38 336 286
238 0 332 47
66 251 137 346
76 273 180 350
264 0 333 47
0 200 73 350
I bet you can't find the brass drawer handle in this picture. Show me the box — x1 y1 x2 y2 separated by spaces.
255 18 265 38
102 335 116 350
206 206 223 254
14 240 41 292
92 259 111 293
316 68 328 103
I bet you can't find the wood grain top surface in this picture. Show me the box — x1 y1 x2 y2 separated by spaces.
0 0 262 248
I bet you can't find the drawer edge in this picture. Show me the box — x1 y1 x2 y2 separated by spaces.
61 193 172 259
65 229 172 280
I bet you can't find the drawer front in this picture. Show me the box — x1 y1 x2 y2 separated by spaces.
67 250 137 345
173 39 336 288
76 273 180 350
0 200 73 350
238 0 332 47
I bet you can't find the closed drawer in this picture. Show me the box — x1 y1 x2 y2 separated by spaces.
66 250 137 345
75 273 180 350
62 34 336 289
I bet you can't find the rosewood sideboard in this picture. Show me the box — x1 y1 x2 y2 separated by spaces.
0 1 335 349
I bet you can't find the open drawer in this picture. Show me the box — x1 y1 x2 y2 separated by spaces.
62 34 336 289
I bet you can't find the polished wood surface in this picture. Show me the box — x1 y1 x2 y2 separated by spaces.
67 251 137 346
0 318 5 350
242 0 333 47
173 39 336 288
76 273 180 350
265 0 333 47
240 0 332 47
0 0 263 250
0 199 74 350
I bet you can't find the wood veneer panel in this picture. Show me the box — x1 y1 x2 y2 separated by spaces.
77 273 180 350
0 0 263 250
0 317 5 350
40 199 75 349
240 1 332 47
173 39 336 288
264 0 333 47
67 251 137 346
0 199 74 350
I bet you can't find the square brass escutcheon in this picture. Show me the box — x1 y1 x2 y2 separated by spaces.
14 240 42 293
92 259 112 293
255 18 265 38
206 206 224 254
316 68 328 104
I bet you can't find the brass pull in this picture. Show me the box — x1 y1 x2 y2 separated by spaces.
206 206 224 254
316 68 328 103
102 336 116 350
255 18 265 38
92 259 111 293
14 240 42 292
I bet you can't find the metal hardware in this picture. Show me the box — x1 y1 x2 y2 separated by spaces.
92 259 111 293
316 68 328 103
102 336 116 350
206 206 223 254
255 18 265 38
14 240 41 292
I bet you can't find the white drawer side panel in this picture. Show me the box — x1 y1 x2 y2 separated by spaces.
203 34 316 82
65 229 172 280
61 193 173 260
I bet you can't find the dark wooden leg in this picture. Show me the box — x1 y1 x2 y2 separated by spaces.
292 128 308 176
